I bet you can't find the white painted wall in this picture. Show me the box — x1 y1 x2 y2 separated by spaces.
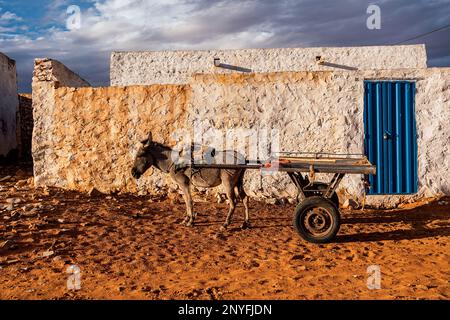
0 53 18 157
110 45 427 86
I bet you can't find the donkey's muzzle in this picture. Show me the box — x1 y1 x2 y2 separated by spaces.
131 168 140 179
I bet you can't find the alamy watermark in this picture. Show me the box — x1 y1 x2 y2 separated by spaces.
366 4 381 30
67 264 81 290
366 264 381 289
66 5 82 30
168 122 280 173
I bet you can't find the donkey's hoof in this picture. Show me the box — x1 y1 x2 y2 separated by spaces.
185 220 194 227
240 221 251 229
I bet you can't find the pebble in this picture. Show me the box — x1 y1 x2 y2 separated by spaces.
415 284 429 291
41 250 55 258
15 179 28 187
6 198 21 204
0 175 12 182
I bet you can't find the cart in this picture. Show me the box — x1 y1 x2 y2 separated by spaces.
191 150 376 243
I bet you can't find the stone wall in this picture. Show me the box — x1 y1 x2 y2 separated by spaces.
32 58 449 206
111 45 427 86
189 68 450 206
32 58 91 181
0 52 19 157
17 94 33 160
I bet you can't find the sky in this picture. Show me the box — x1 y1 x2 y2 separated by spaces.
0 0 449 92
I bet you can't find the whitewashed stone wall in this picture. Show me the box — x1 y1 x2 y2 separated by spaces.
0 52 19 157
32 58 90 184
32 56 449 207
189 69 450 207
110 45 427 86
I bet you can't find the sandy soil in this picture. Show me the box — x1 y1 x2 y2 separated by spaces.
0 164 449 300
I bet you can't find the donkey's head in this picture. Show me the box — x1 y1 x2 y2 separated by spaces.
131 132 155 179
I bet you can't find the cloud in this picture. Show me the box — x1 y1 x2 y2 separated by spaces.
0 0 449 92
0 10 23 23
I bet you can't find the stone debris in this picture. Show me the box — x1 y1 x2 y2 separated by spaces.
15 179 28 188
0 175 12 182
41 250 55 258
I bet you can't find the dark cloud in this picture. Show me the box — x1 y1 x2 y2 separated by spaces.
1 0 449 92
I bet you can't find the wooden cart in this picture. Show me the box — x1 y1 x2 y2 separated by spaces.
192 152 376 243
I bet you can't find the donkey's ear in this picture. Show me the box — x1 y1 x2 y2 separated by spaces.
140 132 153 147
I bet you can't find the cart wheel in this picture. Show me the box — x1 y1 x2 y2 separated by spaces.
293 196 340 243
298 182 340 208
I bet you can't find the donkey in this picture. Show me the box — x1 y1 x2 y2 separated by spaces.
131 132 250 230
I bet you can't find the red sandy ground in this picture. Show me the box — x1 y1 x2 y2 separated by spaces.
0 165 449 300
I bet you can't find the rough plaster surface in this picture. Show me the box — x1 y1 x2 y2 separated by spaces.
189 72 365 202
110 45 427 86
0 52 18 156
32 58 91 182
33 58 449 207
32 59 190 193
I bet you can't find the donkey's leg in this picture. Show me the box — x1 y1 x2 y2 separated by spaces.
221 185 237 230
180 183 195 227
239 188 251 229
171 173 194 226
233 187 240 205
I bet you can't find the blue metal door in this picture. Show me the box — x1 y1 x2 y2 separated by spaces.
364 81 418 194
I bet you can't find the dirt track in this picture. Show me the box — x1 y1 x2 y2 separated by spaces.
0 165 449 300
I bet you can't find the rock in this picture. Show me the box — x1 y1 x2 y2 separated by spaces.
342 199 359 209
52 256 64 267
0 240 10 248
41 250 55 258
216 193 226 204
6 198 21 204
15 179 28 187
42 186 50 196
0 175 12 182
265 198 278 205
415 284 429 291
6 259 20 265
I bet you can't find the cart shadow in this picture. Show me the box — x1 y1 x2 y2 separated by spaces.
336 198 450 243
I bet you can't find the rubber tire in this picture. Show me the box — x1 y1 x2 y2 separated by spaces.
298 182 340 208
293 196 341 244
